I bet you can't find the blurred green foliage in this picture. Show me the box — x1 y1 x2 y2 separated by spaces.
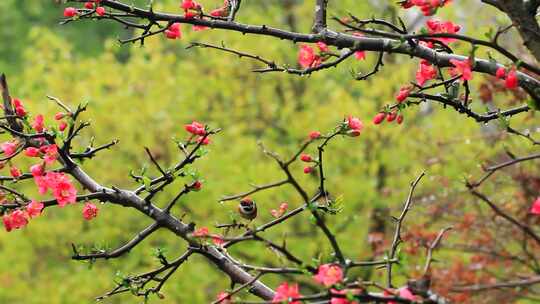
0 1 536 303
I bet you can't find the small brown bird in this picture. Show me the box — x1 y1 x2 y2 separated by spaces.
238 197 257 221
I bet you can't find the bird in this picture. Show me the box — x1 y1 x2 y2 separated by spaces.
238 197 257 221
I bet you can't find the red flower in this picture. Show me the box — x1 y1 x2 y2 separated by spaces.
373 113 386 125
495 67 506 79
272 282 301 304
10 166 21 178
530 197 540 215
300 154 312 162
425 19 460 44
416 60 437 85
505 69 518 89
193 226 209 237
1 141 18 157
309 131 321 140
41 172 77 207
449 59 473 82
64 7 78 18
27 200 44 218
185 121 206 136
396 86 412 103
314 264 344 286
31 115 45 132
165 23 182 39
216 292 231 304
184 11 197 19
298 45 319 68
84 2 95 9
303 166 313 174
83 203 98 220
96 6 106 16
397 115 404 124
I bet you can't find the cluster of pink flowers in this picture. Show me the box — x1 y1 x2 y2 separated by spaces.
0 97 101 232
3 201 44 232
425 19 461 44
399 0 452 16
495 66 519 89
185 121 212 145
64 0 105 18
270 202 288 218
181 0 230 31
192 226 225 246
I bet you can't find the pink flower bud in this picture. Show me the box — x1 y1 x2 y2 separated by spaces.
84 2 95 9
303 166 313 174
24 147 40 157
309 131 321 140
96 6 106 16
10 166 21 178
373 113 386 125
397 115 404 124
59 121 68 131
300 154 312 162
64 7 78 17
505 69 518 89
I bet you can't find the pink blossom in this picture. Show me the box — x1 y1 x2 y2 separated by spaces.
300 154 312 162
298 45 318 68
96 6 105 16
1 141 18 157
26 200 44 218
64 7 78 18
347 115 364 132
272 282 301 304
193 226 209 237
313 264 344 287
3 210 28 232
24 147 40 157
165 23 182 39
449 59 473 82
396 86 412 103
303 166 313 174
373 113 387 125
425 19 461 44
32 114 45 132
10 166 21 178
30 164 44 177
309 131 321 140
42 144 58 165
416 60 437 85
185 121 206 136
83 203 98 220
316 42 330 52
